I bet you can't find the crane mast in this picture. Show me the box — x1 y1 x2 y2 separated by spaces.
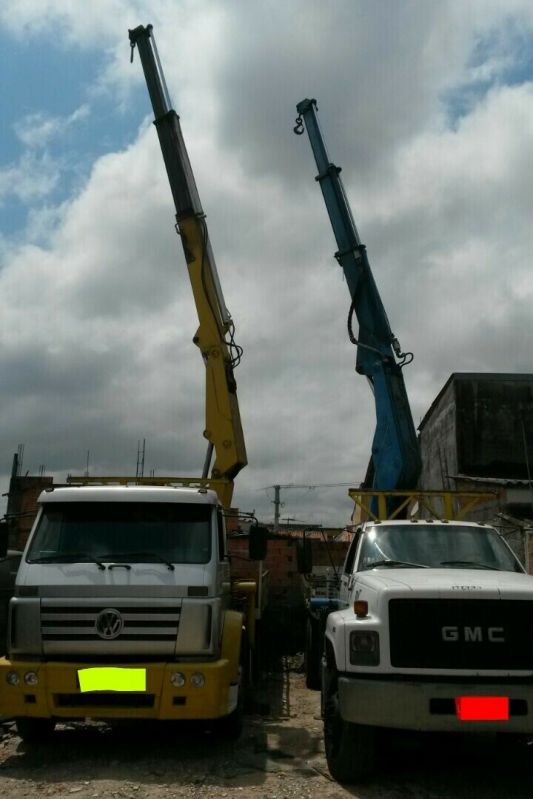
129 24 247 507
294 99 420 492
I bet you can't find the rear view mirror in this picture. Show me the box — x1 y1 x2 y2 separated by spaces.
249 525 268 561
0 519 8 558
296 537 313 574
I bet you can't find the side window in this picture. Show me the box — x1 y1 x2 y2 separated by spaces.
217 510 226 561
343 531 360 575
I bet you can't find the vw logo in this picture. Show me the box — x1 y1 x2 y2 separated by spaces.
95 608 124 640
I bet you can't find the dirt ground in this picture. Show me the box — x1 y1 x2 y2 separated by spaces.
1 660 533 799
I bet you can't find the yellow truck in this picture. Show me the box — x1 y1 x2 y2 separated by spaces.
0 24 266 743
0 484 265 741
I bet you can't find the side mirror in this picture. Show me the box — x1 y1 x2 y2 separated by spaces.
0 519 8 558
249 525 268 561
296 537 313 574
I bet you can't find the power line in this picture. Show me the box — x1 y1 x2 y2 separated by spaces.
261 482 357 532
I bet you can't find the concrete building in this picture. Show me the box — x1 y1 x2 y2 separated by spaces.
419 373 533 568
419 373 533 491
5 454 53 551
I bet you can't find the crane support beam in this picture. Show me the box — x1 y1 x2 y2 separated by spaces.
295 99 420 491
130 25 247 504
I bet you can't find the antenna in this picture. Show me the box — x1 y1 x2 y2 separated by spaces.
136 438 146 478
17 444 24 476
262 482 357 532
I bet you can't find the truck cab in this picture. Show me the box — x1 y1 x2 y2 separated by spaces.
323 513 533 782
1 485 257 741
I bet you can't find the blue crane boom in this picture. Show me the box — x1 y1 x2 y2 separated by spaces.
294 99 421 491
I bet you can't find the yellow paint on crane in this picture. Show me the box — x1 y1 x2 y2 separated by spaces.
78 667 146 693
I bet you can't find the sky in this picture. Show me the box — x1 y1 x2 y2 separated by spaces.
1 0 533 529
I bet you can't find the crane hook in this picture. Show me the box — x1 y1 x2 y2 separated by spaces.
293 115 305 135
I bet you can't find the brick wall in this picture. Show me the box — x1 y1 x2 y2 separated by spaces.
6 476 53 550
227 535 349 608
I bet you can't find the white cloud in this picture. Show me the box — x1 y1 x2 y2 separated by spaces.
14 105 90 149
2 2 533 526
0 151 61 204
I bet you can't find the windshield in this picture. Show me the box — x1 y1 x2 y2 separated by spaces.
26 502 213 565
359 524 523 573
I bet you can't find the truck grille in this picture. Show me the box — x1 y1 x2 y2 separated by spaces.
40 599 181 656
389 598 533 670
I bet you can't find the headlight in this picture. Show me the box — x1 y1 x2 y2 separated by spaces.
6 671 20 686
24 671 39 686
190 672 205 688
170 671 186 688
350 630 380 666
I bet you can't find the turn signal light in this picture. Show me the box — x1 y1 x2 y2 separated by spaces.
353 600 368 618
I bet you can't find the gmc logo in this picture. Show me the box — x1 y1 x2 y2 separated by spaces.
441 626 505 643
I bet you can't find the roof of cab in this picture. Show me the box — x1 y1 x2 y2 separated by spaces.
38 485 219 505
363 519 492 529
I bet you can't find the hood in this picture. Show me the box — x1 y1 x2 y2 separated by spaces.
16 561 209 598
354 568 533 599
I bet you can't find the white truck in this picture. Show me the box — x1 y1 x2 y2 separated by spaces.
320 500 533 782
0 484 266 742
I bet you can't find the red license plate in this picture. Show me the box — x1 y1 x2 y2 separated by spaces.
455 696 509 721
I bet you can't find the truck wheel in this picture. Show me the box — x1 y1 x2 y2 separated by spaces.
15 717 56 744
215 634 249 740
304 617 321 690
217 696 243 740
323 673 376 783
216 666 244 740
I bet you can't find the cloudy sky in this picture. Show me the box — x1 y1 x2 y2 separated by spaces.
1 1 533 528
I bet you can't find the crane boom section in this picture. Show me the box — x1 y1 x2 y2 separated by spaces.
295 99 420 491
130 25 247 505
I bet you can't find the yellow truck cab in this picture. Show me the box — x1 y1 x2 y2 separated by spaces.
0 485 252 742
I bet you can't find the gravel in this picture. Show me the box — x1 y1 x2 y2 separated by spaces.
1 664 533 798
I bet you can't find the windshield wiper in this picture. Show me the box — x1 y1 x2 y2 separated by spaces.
367 559 429 569
439 560 502 571
99 552 175 571
29 552 106 570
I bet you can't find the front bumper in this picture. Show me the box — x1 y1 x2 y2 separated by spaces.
338 675 533 733
0 657 236 721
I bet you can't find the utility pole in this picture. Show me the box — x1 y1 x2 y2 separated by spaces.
273 485 281 533
136 438 146 479
264 482 356 534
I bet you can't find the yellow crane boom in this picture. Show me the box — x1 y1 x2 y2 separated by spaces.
129 24 247 508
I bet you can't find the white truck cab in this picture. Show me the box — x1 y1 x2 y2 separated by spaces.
321 515 533 783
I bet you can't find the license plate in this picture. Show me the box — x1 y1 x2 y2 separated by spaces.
455 696 509 721
78 667 146 693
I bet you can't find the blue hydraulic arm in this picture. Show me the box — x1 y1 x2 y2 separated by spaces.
294 99 421 491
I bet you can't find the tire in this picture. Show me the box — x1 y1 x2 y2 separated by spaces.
217 693 244 740
215 666 244 740
304 617 321 691
215 635 249 740
15 717 56 744
323 670 376 783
